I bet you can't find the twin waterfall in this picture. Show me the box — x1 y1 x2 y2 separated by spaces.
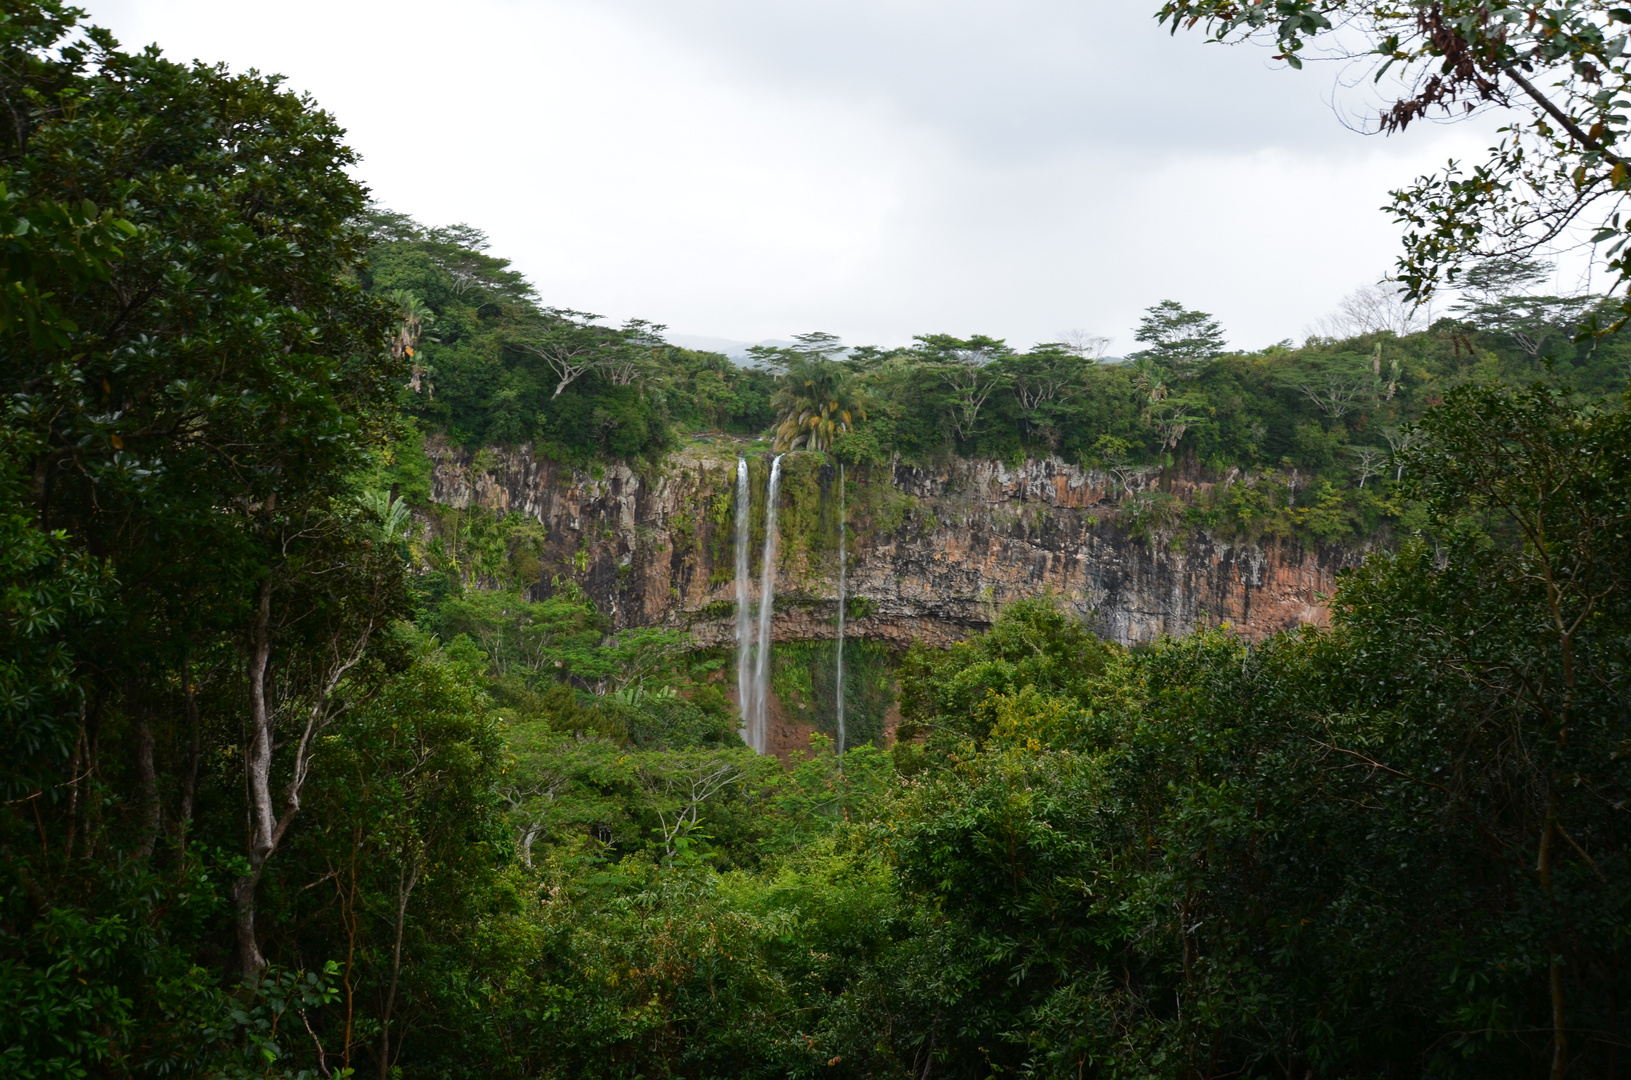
750 455 783 751
733 460 757 749
734 456 847 756
834 463 846 757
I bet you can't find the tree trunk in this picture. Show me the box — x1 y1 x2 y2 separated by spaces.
235 576 276 981
131 714 160 858
1539 809 1567 1080
175 655 202 850
232 870 267 982
64 716 85 861
379 854 423 1080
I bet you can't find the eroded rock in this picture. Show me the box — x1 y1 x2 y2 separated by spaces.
423 438 1365 648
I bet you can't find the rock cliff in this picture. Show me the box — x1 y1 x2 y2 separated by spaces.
423 437 1366 649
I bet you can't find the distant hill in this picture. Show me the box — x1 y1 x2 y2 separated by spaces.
666 334 797 364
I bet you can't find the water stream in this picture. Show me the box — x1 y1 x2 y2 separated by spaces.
835 462 846 758
749 455 783 753
734 457 757 752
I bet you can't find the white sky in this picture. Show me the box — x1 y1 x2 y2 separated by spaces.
86 0 1503 353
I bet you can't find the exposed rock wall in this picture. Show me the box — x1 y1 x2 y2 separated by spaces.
424 437 1366 648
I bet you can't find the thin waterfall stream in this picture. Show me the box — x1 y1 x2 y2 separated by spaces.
749 455 783 752
733 458 757 752
834 462 846 758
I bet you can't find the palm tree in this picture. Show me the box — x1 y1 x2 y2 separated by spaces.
771 356 867 452
387 289 436 392
1128 356 1170 404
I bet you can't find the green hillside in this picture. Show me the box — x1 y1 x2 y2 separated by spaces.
363 209 1626 551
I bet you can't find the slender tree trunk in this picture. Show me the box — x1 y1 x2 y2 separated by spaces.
176 655 202 851
379 853 423 1080
235 576 276 981
919 1017 937 1080
1539 806 1567 1080
336 828 363 1072
131 714 160 858
235 577 378 984
64 715 85 862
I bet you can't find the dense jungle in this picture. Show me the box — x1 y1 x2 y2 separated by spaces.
3 2 1630 1078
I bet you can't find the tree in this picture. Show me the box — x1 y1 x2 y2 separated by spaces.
1356 385 1631 1079
388 289 436 392
1001 347 1085 447
637 754 743 860
749 330 847 367
1458 255 1554 304
765 345 867 453
1453 291 1601 362
1312 280 1428 337
911 334 1013 444
233 508 408 979
1128 300 1226 373
1381 424 1423 481
748 332 867 452
0 0 412 1019
1128 355 1171 403
515 309 623 399
1344 443 1387 487
1157 0 1631 325
606 317 668 386
1296 368 1371 418
1279 354 1377 418
1147 395 1206 450
1056 329 1112 360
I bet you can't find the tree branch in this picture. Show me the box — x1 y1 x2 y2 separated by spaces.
1502 64 1624 167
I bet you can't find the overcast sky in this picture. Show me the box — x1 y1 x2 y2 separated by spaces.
86 0 1501 353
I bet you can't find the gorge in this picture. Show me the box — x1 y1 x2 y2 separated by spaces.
423 435 1366 751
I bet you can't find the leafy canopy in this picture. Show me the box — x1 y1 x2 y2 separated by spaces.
1129 299 1227 372
1158 0 1631 324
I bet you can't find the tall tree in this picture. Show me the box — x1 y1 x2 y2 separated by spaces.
1128 300 1227 373
1001 346 1085 448
754 332 868 452
0 0 409 1008
912 334 1013 445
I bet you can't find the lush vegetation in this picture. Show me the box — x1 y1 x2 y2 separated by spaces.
370 211 1629 546
360 208 777 464
2 4 1629 1079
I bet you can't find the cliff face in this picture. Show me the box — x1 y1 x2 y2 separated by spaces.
424 437 1365 649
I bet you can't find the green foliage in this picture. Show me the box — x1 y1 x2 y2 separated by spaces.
0 463 106 801
1156 0 1631 322
754 334 869 452
455 387 1626 1079
1130 298 1228 371
0 6 413 1075
898 594 1113 740
769 639 895 749
361 211 774 464
5 5 1631 1079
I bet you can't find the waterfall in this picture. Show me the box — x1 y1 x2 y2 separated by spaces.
749 455 783 752
834 462 846 757
734 458 756 751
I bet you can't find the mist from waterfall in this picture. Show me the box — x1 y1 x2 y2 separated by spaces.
734 458 758 752
835 462 846 758
749 455 783 751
